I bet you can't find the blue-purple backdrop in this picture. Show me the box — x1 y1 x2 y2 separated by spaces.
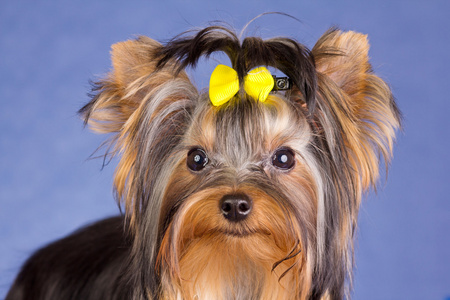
1 1 449 299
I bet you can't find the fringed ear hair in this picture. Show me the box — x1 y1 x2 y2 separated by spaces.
79 36 198 224
80 36 192 133
312 28 401 194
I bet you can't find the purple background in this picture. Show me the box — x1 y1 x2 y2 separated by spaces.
1 1 449 299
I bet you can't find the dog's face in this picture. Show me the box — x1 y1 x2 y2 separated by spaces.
157 95 315 298
80 27 400 299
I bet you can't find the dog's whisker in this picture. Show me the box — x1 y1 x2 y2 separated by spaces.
272 240 302 272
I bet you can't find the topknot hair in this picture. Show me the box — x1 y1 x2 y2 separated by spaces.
154 25 318 110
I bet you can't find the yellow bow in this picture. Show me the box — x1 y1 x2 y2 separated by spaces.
209 64 274 107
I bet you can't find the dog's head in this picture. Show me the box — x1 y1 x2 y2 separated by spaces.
80 26 400 299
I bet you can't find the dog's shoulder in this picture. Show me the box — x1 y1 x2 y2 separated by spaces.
6 216 132 300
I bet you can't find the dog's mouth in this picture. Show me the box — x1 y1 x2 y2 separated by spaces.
218 226 270 238
219 229 255 237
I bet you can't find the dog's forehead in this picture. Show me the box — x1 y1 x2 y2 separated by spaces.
187 95 310 164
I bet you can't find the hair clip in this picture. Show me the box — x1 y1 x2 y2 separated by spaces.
272 76 292 91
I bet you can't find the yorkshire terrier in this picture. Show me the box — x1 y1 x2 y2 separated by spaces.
6 25 400 300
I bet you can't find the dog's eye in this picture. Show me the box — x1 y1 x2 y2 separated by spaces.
272 148 295 170
187 148 209 171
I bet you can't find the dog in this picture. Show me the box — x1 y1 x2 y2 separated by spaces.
6 24 401 300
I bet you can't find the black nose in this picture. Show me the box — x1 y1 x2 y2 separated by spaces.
220 194 253 222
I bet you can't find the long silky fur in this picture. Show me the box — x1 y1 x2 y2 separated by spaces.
7 25 400 300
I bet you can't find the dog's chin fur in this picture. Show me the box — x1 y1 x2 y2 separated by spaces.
160 234 306 300
7 25 400 300
158 182 309 299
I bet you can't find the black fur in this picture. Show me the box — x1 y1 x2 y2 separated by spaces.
6 217 132 300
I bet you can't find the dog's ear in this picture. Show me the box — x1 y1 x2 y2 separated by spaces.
80 36 194 134
313 30 371 99
79 37 198 219
312 29 401 192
